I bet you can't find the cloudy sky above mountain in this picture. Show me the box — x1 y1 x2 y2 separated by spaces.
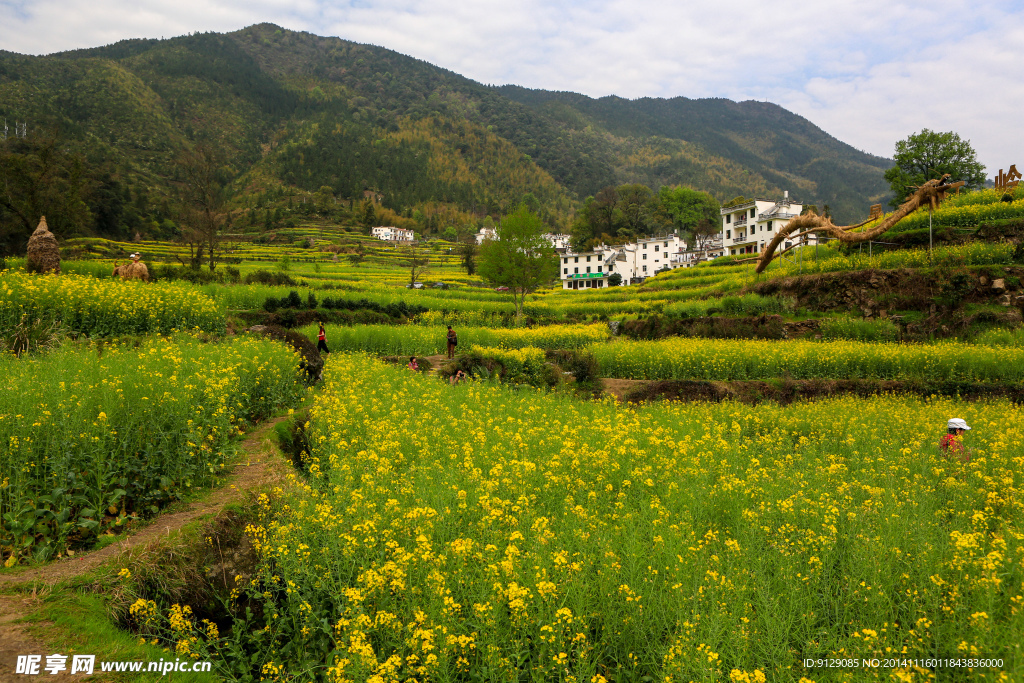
2 0 1022 176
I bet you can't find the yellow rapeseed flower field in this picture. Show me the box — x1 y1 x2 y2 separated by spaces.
0 270 225 336
593 337 1024 382
160 355 1021 681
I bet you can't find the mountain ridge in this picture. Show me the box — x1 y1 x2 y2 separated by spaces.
0 23 893 246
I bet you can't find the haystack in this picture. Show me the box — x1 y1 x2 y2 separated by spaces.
124 261 150 281
26 216 60 274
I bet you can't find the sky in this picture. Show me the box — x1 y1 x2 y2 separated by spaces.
2 0 1022 177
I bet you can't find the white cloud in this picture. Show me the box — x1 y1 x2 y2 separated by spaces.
2 0 1022 173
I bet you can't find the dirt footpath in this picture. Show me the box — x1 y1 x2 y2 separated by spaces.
0 416 292 681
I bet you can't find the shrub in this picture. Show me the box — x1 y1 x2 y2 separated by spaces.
263 297 280 313
244 270 297 286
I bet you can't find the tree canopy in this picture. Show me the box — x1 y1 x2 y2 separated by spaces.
657 186 720 230
884 129 986 207
478 204 557 319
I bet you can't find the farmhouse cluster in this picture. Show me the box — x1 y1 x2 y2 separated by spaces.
555 191 814 290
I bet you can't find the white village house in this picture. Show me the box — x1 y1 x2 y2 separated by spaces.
674 235 726 268
559 249 615 289
560 233 711 289
371 226 415 242
476 227 570 250
474 226 497 244
721 192 813 256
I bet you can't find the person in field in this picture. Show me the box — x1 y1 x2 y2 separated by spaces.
446 325 458 359
316 323 329 354
407 356 419 371
449 369 467 385
939 418 971 463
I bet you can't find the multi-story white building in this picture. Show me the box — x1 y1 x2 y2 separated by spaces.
559 249 615 289
674 236 726 268
543 233 571 250
607 234 689 284
371 226 415 242
474 226 497 244
720 192 811 256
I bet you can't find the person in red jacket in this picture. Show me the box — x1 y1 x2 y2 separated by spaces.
939 418 971 463
317 323 329 354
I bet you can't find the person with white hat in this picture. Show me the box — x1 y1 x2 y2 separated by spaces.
939 418 971 462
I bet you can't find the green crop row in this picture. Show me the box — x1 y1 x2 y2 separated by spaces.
592 337 1024 382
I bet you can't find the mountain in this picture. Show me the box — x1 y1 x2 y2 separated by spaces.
0 23 892 246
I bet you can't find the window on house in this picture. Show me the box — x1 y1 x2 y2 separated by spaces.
726 215 731 224
563 268 568 274
574 267 578 274
654 245 659 252
767 221 773 231
664 242 668 247
642 265 647 273
563 257 568 264
726 230 731 239
597 265 602 272
643 253 647 260
574 257 579 263
643 243 648 249
587 255 591 262
586 266 591 273
750 208 755 218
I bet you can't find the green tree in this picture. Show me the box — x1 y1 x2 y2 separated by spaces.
400 244 430 286
314 185 336 215
478 204 557 320
0 132 95 255
175 142 231 271
460 240 477 275
616 184 656 236
657 186 720 232
361 200 377 231
690 218 720 251
884 129 986 207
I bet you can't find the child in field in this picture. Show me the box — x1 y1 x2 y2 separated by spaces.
407 356 419 371
939 418 972 463
449 369 467 385
317 323 329 354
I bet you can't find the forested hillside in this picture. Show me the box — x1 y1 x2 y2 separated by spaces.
0 23 891 254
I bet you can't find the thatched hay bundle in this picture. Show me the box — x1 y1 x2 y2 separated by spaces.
26 216 60 274
123 261 149 281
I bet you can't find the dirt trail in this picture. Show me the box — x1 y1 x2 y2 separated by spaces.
600 378 650 400
0 416 293 681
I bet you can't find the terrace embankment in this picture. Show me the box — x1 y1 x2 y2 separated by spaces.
750 265 1024 323
607 377 1024 405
